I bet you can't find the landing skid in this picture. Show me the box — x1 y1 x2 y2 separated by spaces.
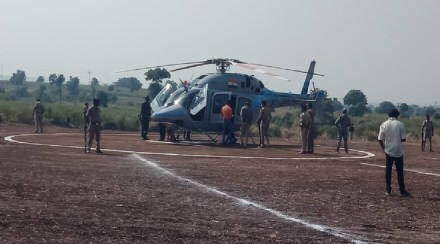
205 132 220 144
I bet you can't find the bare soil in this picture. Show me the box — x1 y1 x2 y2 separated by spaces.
1 123 440 243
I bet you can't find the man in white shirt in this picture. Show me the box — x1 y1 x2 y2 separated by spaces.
378 108 411 197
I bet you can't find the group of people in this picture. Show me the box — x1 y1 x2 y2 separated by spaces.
32 96 436 198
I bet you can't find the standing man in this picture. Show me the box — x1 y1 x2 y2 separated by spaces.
378 108 410 197
221 100 233 146
335 109 351 153
32 98 45 133
82 102 89 153
306 102 315 153
299 104 310 154
239 101 253 148
86 98 103 154
421 114 434 152
349 123 355 141
140 96 151 140
257 101 272 148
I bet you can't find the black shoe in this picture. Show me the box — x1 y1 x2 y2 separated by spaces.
400 191 411 197
96 150 103 154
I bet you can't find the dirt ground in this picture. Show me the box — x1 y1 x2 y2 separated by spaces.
1 123 440 243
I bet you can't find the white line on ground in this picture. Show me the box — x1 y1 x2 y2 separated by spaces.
3 133 375 160
131 153 368 244
361 162 440 177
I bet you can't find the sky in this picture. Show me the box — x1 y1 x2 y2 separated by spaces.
1 0 439 106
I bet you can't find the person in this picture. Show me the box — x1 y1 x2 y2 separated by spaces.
299 104 311 154
239 102 253 148
86 98 103 154
306 102 315 153
32 98 45 133
167 126 177 142
221 100 233 146
378 108 411 197
421 114 434 152
159 123 166 141
139 96 152 140
82 102 89 125
82 102 89 152
257 101 272 148
349 123 355 141
335 109 351 153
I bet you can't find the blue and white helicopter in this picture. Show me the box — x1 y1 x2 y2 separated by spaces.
125 58 324 141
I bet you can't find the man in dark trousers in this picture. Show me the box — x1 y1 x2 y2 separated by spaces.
378 108 411 197
140 96 151 140
335 108 351 153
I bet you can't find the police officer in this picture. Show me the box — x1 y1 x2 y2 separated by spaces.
306 102 315 153
299 104 311 154
239 101 253 148
32 98 45 133
422 114 434 152
257 101 272 148
335 108 351 153
140 96 151 140
86 98 103 154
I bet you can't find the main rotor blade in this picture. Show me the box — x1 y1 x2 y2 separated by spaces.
247 63 324 76
231 62 291 81
114 61 206 73
169 62 211 72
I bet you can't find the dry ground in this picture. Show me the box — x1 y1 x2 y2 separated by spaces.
1 123 440 243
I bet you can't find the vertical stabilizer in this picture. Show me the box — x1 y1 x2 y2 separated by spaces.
300 60 316 95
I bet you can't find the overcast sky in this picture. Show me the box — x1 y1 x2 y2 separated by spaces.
1 0 439 106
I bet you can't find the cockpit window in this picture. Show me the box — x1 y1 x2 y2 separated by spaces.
175 89 199 109
165 89 185 107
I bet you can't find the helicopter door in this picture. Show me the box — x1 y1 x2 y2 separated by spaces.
210 92 231 124
189 84 208 116
150 83 176 112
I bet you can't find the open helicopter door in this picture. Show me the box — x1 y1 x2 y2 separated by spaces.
210 92 231 124
189 84 208 117
150 83 176 112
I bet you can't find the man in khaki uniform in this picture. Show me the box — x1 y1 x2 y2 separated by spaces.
306 102 315 153
257 101 272 148
299 104 311 154
239 102 253 148
422 114 434 152
86 99 103 154
32 98 45 133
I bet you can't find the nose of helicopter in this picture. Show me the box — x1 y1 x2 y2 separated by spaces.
151 104 191 125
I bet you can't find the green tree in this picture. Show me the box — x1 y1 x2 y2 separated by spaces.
97 90 109 107
375 101 395 114
66 76 80 97
145 68 171 97
49 73 66 104
400 103 409 114
91 77 99 98
145 68 170 84
343 90 368 116
331 98 344 111
315 89 336 125
36 76 45 83
114 77 142 93
9 70 26 89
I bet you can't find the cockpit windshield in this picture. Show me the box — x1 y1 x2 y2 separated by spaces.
164 88 185 107
174 89 199 109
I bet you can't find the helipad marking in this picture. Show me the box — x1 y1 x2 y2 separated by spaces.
131 154 367 244
361 162 440 177
4 133 375 160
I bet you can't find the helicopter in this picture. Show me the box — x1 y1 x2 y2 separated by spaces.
119 58 324 141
